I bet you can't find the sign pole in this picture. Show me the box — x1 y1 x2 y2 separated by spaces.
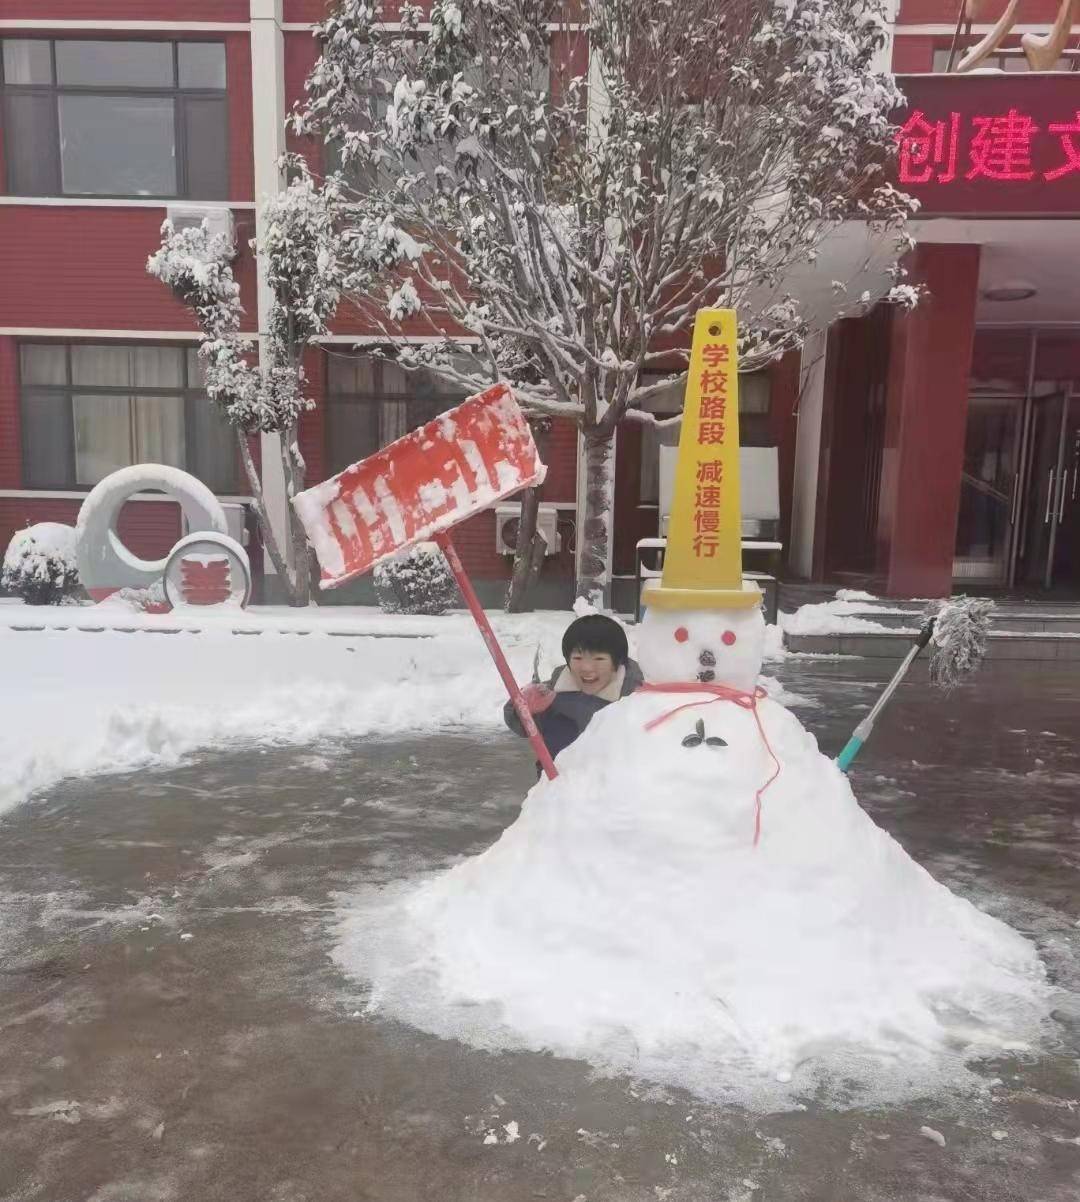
434 531 559 781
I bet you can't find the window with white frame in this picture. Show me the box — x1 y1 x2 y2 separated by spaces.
19 343 240 492
0 38 228 198
324 353 466 476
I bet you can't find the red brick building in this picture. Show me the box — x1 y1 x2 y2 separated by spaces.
1 1 1078 605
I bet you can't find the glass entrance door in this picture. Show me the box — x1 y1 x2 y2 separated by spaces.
954 394 1024 584
959 330 1080 593
1053 405 1080 591
1015 389 1079 593
1013 392 1069 589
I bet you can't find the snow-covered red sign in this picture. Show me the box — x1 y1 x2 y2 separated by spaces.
293 383 546 588
895 75 1080 216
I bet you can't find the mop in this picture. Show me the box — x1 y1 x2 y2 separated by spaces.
836 597 995 772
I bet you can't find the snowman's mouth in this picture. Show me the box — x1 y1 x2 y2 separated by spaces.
697 650 716 684
697 669 716 683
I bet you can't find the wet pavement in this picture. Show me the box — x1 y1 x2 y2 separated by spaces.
1 657 1080 1202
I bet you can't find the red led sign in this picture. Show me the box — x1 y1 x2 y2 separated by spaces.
894 75 1080 216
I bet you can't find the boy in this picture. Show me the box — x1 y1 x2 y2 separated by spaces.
504 614 643 763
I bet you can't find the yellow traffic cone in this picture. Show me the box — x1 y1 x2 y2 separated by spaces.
643 308 761 613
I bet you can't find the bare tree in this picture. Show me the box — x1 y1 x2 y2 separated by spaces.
295 0 916 603
147 175 344 606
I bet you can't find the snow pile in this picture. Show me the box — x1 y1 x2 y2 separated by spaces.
780 595 915 637
2 523 80 605
96 580 170 614
0 615 523 816
335 689 1048 1105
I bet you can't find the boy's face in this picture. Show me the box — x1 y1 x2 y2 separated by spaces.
568 649 617 695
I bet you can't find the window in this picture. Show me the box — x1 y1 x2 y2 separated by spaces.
325 353 465 476
19 343 241 492
0 38 228 198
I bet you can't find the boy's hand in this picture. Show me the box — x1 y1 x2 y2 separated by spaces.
521 684 555 714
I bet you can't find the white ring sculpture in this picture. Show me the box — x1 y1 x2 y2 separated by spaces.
76 464 228 601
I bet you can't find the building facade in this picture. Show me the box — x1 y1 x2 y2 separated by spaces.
790 0 1080 598
1 2 1078 605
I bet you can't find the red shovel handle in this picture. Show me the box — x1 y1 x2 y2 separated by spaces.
434 531 559 781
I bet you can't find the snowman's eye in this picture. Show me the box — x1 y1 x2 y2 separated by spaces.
674 626 689 643
722 630 737 646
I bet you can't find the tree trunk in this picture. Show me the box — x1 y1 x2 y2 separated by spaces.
237 430 304 605
505 418 552 613
279 426 312 607
522 523 548 597
576 429 615 608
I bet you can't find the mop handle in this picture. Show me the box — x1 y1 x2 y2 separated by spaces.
836 618 936 772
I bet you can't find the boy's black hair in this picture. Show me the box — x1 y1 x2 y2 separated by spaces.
561 614 629 667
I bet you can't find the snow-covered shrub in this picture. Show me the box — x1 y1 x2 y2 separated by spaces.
2 523 81 605
373 542 458 616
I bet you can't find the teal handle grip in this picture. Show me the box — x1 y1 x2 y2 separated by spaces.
836 735 864 773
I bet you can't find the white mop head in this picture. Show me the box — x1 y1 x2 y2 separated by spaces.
927 597 995 690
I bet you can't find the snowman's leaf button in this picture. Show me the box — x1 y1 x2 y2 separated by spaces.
695 718 705 737
682 734 703 748
706 736 727 748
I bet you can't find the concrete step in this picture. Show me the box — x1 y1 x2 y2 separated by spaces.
829 610 1080 634
784 629 1080 660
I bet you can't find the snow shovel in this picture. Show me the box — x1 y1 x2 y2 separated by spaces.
836 597 994 773
291 382 559 782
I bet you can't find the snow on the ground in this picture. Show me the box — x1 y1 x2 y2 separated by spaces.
0 605 560 816
0 601 802 815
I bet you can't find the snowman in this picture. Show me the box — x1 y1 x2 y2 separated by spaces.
344 579 1045 1097
636 584 766 694
338 313 1047 1102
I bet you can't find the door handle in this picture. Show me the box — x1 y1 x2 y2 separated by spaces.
1010 472 1021 525
1060 470 1069 522
1045 469 1055 524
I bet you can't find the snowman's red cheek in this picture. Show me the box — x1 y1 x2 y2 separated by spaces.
722 631 737 646
674 627 689 643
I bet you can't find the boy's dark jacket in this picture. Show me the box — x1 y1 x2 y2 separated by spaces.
503 659 644 759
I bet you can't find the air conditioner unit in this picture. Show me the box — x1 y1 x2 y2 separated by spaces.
495 504 561 556
166 204 235 253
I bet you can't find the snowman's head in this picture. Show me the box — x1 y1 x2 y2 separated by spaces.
637 603 765 692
